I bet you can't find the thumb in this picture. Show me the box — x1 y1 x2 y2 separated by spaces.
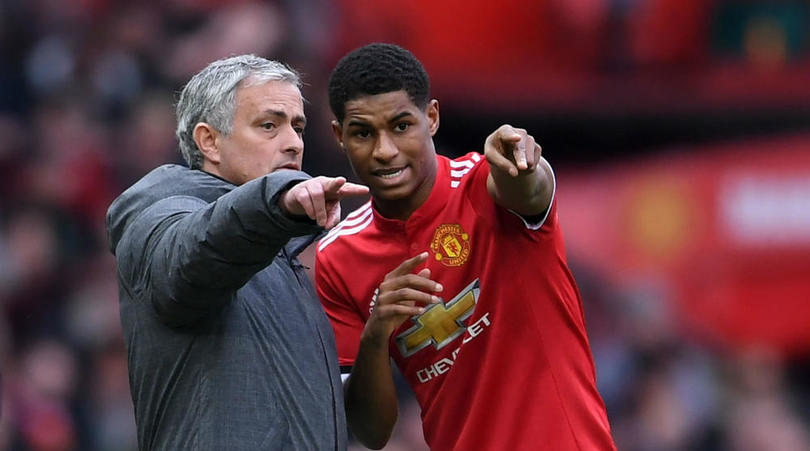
499 132 522 152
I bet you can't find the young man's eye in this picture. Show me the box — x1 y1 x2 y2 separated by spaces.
395 122 410 132
354 129 371 138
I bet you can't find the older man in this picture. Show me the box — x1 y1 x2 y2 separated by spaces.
107 55 366 450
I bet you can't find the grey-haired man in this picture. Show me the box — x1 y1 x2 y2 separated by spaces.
106 55 366 450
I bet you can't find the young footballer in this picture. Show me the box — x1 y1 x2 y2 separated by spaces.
316 43 616 451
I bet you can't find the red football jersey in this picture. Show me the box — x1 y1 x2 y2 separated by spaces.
316 153 616 451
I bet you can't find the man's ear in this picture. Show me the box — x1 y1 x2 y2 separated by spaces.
193 122 220 164
427 99 440 137
331 120 345 152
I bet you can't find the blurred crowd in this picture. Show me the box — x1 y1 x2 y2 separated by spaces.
0 0 809 450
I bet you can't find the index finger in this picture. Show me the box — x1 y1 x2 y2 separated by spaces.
384 252 429 280
322 176 347 195
336 182 370 197
512 136 528 171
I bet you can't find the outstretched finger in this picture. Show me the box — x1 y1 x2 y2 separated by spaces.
378 288 440 307
513 136 528 171
322 176 346 196
522 135 537 170
336 182 370 197
380 273 443 296
384 252 429 280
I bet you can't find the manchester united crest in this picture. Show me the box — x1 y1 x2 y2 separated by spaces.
430 224 471 267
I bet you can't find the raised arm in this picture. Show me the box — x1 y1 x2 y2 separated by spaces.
344 253 441 449
118 170 366 326
485 124 554 217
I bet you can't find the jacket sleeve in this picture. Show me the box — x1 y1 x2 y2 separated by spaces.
118 171 323 326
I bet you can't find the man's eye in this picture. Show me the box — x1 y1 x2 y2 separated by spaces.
261 123 275 130
395 123 410 132
354 129 371 138
294 126 305 135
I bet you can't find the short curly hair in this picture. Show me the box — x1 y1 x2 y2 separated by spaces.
328 43 430 123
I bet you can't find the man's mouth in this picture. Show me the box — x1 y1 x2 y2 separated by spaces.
374 166 406 179
278 163 300 171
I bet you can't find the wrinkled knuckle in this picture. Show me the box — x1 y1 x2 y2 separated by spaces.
377 294 392 305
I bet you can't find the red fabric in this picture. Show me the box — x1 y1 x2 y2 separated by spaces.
316 153 615 450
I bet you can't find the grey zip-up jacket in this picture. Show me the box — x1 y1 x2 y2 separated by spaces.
106 164 347 451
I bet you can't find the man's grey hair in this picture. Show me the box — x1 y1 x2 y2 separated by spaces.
175 54 302 169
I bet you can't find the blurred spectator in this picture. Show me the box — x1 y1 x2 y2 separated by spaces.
724 349 810 451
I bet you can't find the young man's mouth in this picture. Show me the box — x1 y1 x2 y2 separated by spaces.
374 166 407 179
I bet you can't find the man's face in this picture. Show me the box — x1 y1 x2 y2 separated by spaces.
210 80 306 185
333 90 438 218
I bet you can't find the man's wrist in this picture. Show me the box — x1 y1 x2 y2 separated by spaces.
360 325 392 352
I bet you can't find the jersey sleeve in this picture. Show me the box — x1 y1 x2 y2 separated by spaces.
315 251 364 369
465 154 559 239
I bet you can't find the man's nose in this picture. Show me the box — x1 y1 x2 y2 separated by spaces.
281 125 303 154
373 131 397 161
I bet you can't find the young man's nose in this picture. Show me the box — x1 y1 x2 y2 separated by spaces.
373 131 398 160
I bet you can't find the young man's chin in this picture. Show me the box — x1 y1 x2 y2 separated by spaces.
370 185 414 202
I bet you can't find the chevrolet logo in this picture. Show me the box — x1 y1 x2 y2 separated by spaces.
396 279 480 357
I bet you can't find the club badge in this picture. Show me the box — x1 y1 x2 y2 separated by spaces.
430 224 471 267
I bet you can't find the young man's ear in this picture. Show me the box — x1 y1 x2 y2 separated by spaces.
427 99 440 137
331 120 345 152
193 122 221 165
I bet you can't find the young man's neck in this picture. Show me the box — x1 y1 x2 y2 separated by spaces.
373 171 437 221
373 200 418 222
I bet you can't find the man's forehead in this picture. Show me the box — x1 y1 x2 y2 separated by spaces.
236 81 304 112
237 79 302 98
344 91 418 121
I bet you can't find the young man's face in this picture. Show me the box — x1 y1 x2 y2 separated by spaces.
333 90 439 218
206 80 306 185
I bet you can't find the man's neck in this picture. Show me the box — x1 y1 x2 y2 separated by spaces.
373 172 437 221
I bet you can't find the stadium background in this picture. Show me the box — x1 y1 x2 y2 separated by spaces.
1 0 809 449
